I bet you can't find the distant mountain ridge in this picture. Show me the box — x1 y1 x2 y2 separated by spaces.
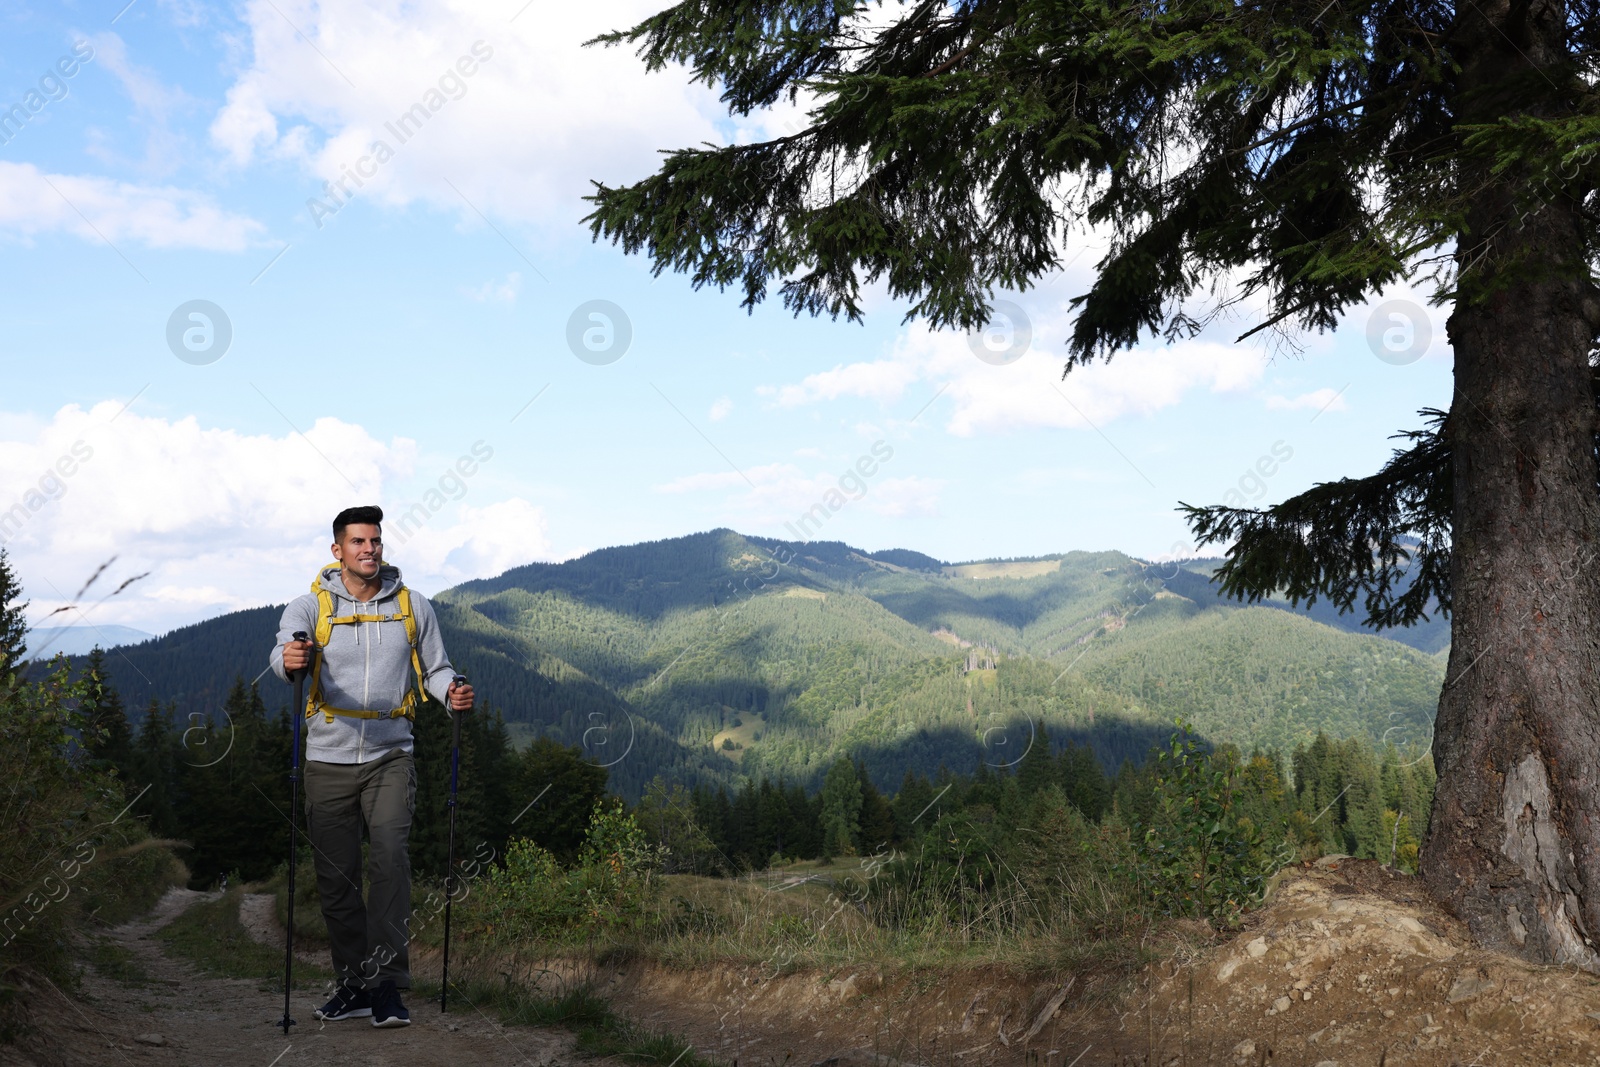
73 529 1446 798
27 624 155 660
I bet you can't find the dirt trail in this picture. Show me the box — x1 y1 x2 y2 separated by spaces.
19 859 1600 1066
237 893 325 969
2 887 594 1067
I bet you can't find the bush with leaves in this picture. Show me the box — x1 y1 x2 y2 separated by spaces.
0 656 182 1024
473 798 667 944
1122 722 1290 926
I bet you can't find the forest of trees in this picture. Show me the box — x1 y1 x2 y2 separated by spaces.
74 641 1436 889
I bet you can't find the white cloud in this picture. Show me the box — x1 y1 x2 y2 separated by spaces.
85 32 198 175
210 0 728 229
654 465 788 496
775 358 923 407
653 455 941 530
91 33 192 118
1266 387 1348 413
708 396 732 422
156 0 211 27
763 298 1270 438
462 270 520 304
392 497 552 585
861 476 942 518
0 402 548 633
0 162 265 250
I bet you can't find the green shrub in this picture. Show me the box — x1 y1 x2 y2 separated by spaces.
473 798 666 944
1122 722 1286 926
0 656 183 1049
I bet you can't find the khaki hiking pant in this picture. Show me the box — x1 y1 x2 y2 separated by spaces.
303 749 415 990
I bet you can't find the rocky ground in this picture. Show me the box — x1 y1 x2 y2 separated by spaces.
589 858 1600 1065
13 858 1600 1066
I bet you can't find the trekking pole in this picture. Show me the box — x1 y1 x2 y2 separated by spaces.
280 630 310 1036
440 673 467 1013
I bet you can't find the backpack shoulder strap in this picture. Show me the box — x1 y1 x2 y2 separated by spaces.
395 585 425 708
304 567 426 723
396 584 419 648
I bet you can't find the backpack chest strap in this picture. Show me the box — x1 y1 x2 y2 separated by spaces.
305 567 425 723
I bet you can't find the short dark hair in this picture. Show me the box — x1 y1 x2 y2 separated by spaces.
333 505 383 542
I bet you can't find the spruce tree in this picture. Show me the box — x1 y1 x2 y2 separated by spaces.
505 733 608 865
132 698 178 840
785 779 819 859
754 777 789 861
0 549 27 681
891 768 936 843
181 677 286 885
80 647 134 782
1014 723 1057 798
1060 741 1111 821
586 0 1600 966
855 760 895 854
472 707 517 864
819 756 863 857
638 776 720 873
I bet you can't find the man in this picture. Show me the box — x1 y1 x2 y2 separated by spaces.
271 505 473 1028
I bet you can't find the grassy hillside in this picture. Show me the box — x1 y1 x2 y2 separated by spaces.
81 528 1447 798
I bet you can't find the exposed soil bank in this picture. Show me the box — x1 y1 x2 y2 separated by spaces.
481 859 1600 1065
33 858 1600 1067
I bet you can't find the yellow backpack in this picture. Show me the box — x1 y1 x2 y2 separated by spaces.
304 563 426 724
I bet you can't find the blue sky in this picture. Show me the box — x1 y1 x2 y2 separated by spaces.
0 0 1453 636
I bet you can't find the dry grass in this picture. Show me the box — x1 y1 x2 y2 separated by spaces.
446 857 1162 993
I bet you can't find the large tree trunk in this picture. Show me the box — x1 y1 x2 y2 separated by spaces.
1419 0 1600 966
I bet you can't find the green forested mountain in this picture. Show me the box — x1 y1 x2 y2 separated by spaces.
76 529 1445 799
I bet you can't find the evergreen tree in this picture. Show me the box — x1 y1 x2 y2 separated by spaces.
637 776 720 873
1015 723 1057 797
80 647 134 782
890 768 935 844
855 759 895 854
0 549 26 681
754 778 790 862
1060 741 1110 822
504 733 608 865
818 756 862 858
471 707 519 866
784 779 819 858
410 697 456 876
584 0 1600 964
729 780 760 866
394 701 511 877
179 678 288 886
132 698 178 839
963 760 1002 813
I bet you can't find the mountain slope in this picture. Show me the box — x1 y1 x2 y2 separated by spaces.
73 529 1447 798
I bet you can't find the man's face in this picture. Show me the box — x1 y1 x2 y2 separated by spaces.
332 524 383 578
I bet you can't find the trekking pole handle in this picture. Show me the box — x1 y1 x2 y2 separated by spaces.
289 630 310 682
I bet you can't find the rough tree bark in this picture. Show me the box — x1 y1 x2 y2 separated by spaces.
1420 0 1600 967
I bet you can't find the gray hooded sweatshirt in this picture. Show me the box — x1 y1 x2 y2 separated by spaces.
270 563 457 764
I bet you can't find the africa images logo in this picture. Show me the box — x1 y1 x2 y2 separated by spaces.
0 41 94 146
306 41 494 228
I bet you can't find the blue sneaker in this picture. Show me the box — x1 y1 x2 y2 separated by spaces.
370 979 410 1028
313 985 370 1021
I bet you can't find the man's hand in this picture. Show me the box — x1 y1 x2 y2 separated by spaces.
283 638 314 674
448 677 475 713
